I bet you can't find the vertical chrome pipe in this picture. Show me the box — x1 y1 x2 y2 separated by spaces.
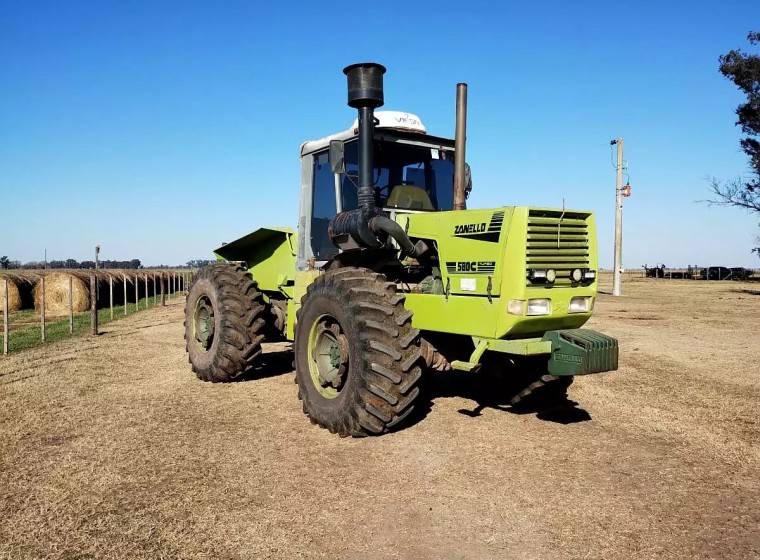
453 82 468 211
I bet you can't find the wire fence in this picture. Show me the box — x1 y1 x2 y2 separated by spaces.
1 270 196 355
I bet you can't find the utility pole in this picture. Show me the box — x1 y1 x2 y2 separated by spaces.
95 245 100 301
611 138 624 296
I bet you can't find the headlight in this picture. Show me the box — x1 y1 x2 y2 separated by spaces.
526 298 551 316
508 299 553 315
571 268 583 282
507 299 525 315
528 269 556 284
568 296 593 313
582 270 596 281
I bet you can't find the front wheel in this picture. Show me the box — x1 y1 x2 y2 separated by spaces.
294 267 423 437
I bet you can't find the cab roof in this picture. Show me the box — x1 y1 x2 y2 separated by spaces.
300 111 454 157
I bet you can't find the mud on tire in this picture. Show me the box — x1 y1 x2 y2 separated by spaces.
294 267 423 437
185 264 266 382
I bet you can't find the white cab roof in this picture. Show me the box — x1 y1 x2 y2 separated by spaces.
300 111 427 157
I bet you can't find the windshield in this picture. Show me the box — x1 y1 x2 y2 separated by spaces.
310 138 457 260
341 139 454 211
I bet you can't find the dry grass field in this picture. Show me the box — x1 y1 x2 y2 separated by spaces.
1 277 758 559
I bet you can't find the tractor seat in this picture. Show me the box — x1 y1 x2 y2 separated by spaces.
386 185 435 211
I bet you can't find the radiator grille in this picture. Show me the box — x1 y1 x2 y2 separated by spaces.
526 209 591 287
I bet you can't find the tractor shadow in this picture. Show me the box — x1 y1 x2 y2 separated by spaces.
237 343 295 382
417 369 592 426
236 344 592 426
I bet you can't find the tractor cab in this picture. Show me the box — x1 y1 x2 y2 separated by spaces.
298 111 468 265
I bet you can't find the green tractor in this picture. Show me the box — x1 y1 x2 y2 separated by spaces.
185 63 618 437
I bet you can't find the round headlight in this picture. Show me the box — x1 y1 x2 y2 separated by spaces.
546 269 556 282
571 268 582 282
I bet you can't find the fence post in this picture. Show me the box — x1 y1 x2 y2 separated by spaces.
123 274 128 316
69 276 74 335
3 279 9 355
90 276 98 335
160 274 165 306
135 276 139 312
153 275 157 305
41 276 46 343
109 275 114 320
144 275 149 308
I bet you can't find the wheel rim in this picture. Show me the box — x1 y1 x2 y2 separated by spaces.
307 314 349 399
193 295 215 351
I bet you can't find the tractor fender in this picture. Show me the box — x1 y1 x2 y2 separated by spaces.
213 227 296 293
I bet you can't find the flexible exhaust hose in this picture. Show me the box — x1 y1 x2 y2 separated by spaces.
370 216 427 258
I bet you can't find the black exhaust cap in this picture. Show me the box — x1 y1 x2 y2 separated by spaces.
344 63 386 109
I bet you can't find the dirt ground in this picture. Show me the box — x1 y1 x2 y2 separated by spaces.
1 278 758 559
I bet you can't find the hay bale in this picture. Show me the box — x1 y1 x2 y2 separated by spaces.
0 274 22 312
33 272 91 316
0 273 36 312
98 271 123 306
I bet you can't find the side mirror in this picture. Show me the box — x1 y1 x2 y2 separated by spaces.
329 140 345 174
465 163 473 198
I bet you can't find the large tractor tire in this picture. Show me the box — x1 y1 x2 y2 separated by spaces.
185 264 266 382
483 355 574 409
294 267 423 437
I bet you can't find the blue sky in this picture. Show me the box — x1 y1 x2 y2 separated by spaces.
1 0 758 267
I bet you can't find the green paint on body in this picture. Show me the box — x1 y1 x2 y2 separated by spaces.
216 204 614 373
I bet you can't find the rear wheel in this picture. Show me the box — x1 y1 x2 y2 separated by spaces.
185 264 266 382
294 267 423 437
483 355 573 409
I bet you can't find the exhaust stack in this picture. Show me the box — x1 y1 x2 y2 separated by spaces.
344 63 385 213
453 83 468 211
328 63 426 259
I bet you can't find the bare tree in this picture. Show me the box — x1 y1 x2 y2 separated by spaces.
712 31 760 257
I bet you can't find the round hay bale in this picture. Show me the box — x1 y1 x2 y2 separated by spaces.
33 272 90 316
99 271 128 306
0 274 23 312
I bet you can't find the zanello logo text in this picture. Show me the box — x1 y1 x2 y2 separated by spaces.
454 223 486 235
452 211 504 243
554 353 582 364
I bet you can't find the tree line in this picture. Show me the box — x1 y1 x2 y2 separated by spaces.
0 257 215 270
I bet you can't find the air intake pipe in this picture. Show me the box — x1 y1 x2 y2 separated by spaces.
328 63 426 258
